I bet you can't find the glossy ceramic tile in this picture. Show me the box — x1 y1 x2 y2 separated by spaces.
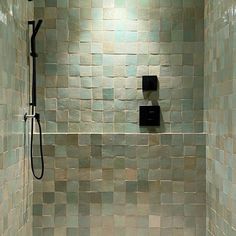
0 0 33 235
33 133 206 236
35 0 204 133
205 0 236 235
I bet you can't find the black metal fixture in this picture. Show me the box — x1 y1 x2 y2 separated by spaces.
142 75 158 91
28 19 43 107
24 19 44 180
139 106 160 126
139 75 160 126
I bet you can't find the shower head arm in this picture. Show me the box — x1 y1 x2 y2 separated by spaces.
32 20 43 38
28 20 43 58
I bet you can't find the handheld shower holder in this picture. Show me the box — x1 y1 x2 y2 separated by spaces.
24 112 40 121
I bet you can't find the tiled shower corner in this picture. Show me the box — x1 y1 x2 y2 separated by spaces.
205 0 236 235
2 0 236 235
32 0 206 235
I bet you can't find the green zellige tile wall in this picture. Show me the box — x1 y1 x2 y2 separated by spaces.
0 0 33 235
205 0 236 235
33 133 206 236
35 0 204 133
32 1 207 235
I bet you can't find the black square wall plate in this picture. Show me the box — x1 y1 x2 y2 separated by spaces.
142 75 158 91
139 106 160 126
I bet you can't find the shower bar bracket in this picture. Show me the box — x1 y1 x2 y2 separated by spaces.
24 112 37 121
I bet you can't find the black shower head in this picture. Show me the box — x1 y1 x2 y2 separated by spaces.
28 19 43 39
33 20 43 38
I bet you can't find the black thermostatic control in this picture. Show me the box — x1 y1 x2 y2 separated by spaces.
139 106 160 126
142 75 158 91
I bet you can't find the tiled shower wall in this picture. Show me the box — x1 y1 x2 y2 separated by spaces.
33 133 206 236
204 0 236 235
35 0 204 133
32 0 206 235
0 0 33 235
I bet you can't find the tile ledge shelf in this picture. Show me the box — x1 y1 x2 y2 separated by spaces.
36 132 207 135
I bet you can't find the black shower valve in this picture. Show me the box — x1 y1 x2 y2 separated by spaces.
139 106 160 126
142 75 158 91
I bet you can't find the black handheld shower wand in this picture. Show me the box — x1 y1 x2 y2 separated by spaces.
24 19 44 180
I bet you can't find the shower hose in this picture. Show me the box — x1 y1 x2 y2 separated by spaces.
24 107 44 180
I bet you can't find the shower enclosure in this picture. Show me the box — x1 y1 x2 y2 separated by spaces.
2 0 236 236
32 1 205 236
